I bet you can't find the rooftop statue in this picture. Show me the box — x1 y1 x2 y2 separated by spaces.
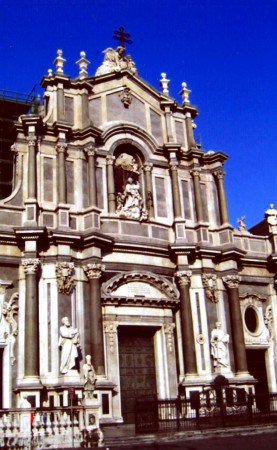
265 203 277 233
95 46 137 76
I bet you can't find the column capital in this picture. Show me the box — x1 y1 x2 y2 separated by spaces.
190 168 201 177
214 168 225 179
84 145 96 157
22 258 40 275
169 161 179 171
56 143 68 154
27 136 37 147
176 270 192 286
143 163 153 172
83 263 105 280
106 155 115 165
223 274 240 289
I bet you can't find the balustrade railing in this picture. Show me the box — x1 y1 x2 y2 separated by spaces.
0 406 101 449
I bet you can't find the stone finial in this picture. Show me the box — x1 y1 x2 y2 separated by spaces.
48 69 53 77
54 49 66 74
179 82 191 105
160 73 170 95
76 51 90 79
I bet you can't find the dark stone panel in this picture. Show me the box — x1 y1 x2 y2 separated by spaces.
66 160 74 204
89 98 102 127
96 167 104 209
43 157 53 202
107 93 146 129
200 183 209 222
121 222 148 237
219 230 229 244
151 226 168 240
0 211 21 225
175 121 184 145
239 284 268 297
154 177 168 218
84 214 93 229
249 240 266 253
82 159 89 208
101 220 119 234
64 96 74 125
211 181 220 225
70 216 77 230
150 109 162 143
42 213 54 227
181 180 192 220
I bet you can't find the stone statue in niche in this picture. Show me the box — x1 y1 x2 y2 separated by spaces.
83 355 96 399
210 322 229 368
115 153 148 221
59 317 80 374
116 177 148 220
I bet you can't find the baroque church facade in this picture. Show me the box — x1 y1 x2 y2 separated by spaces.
0 43 277 424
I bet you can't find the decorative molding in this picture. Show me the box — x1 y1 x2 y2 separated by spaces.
56 262 75 295
202 273 218 303
2 292 19 365
164 323 175 353
264 305 274 340
239 292 267 303
119 87 132 108
103 321 118 353
83 263 105 280
222 274 240 289
102 296 179 309
176 270 192 287
22 258 40 275
103 271 179 299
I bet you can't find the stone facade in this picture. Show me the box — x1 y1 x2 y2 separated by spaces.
0 47 276 426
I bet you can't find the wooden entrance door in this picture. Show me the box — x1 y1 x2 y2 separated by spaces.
118 326 157 423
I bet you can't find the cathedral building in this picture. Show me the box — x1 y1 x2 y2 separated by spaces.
0 41 276 427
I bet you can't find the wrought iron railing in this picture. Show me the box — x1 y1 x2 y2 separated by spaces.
0 87 36 104
135 390 277 434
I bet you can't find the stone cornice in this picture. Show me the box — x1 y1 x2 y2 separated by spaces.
102 296 180 310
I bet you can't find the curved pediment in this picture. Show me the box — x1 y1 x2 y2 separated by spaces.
102 271 179 300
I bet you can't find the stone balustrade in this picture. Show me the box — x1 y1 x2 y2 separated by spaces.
0 406 102 449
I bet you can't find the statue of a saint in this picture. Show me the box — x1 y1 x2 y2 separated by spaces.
83 354 96 398
59 317 80 374
210 322 229 368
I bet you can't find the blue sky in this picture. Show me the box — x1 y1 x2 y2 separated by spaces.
1 0 276 228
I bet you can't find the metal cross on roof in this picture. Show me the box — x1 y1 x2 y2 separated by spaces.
113 26 133 49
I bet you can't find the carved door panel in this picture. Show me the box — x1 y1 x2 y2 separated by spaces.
118 326 157 423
